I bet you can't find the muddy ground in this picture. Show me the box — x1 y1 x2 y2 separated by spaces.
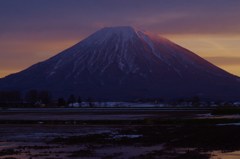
0 108 240 159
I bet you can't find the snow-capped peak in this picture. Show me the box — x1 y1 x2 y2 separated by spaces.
82 26 140 44
50 26 232 77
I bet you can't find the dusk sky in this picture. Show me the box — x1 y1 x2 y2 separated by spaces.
1 0 240 77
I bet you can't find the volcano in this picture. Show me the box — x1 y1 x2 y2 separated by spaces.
0 26 240 101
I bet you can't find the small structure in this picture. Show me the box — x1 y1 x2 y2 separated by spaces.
68 102 81 108
233 102 240 106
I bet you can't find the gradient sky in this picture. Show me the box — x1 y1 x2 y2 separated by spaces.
0 0 240 77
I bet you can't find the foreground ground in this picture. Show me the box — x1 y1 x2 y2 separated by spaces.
0 107 240 159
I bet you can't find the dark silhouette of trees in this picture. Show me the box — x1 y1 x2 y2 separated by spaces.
58 97 66 107
25 90 39 105
77 96 82 107
39 91 51 105
191 96 200 107
0 90 84 108
87 97 94 107
0 90 22 107
67 94 76 106
24 90 52 107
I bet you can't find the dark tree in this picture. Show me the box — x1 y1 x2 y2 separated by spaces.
87 97 94 107
39 90 51 105
25 90 39 105
57 97 66 107
67 94 76 106
192 96 200 107
0 90 22 107
77 96 82 106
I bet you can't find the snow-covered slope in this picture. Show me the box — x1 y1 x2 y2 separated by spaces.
0 26 240 101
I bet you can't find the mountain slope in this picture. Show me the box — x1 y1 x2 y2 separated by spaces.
0 26 240 101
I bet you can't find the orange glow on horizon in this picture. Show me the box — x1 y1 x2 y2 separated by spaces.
0 34 240 78
0 39 80 78
165 34 240 77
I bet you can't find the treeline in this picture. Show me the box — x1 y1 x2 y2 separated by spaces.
0 90 22 107
1 90 237 108
0 90 51 107
0 90 88 108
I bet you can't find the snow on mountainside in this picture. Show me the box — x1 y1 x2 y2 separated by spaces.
0 26 240 101
38 26 232 79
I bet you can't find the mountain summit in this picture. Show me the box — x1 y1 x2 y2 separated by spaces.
0 26 240 101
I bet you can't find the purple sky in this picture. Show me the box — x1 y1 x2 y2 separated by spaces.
1 0 240 77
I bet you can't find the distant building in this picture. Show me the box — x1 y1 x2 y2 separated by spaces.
68 102 81 107
233 102 240 106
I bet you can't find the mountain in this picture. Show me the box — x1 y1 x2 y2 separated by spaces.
0 26 240 101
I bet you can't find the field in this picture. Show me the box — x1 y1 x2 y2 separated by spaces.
0 107 240 159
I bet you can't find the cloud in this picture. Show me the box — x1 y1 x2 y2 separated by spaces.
1 0 240 37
